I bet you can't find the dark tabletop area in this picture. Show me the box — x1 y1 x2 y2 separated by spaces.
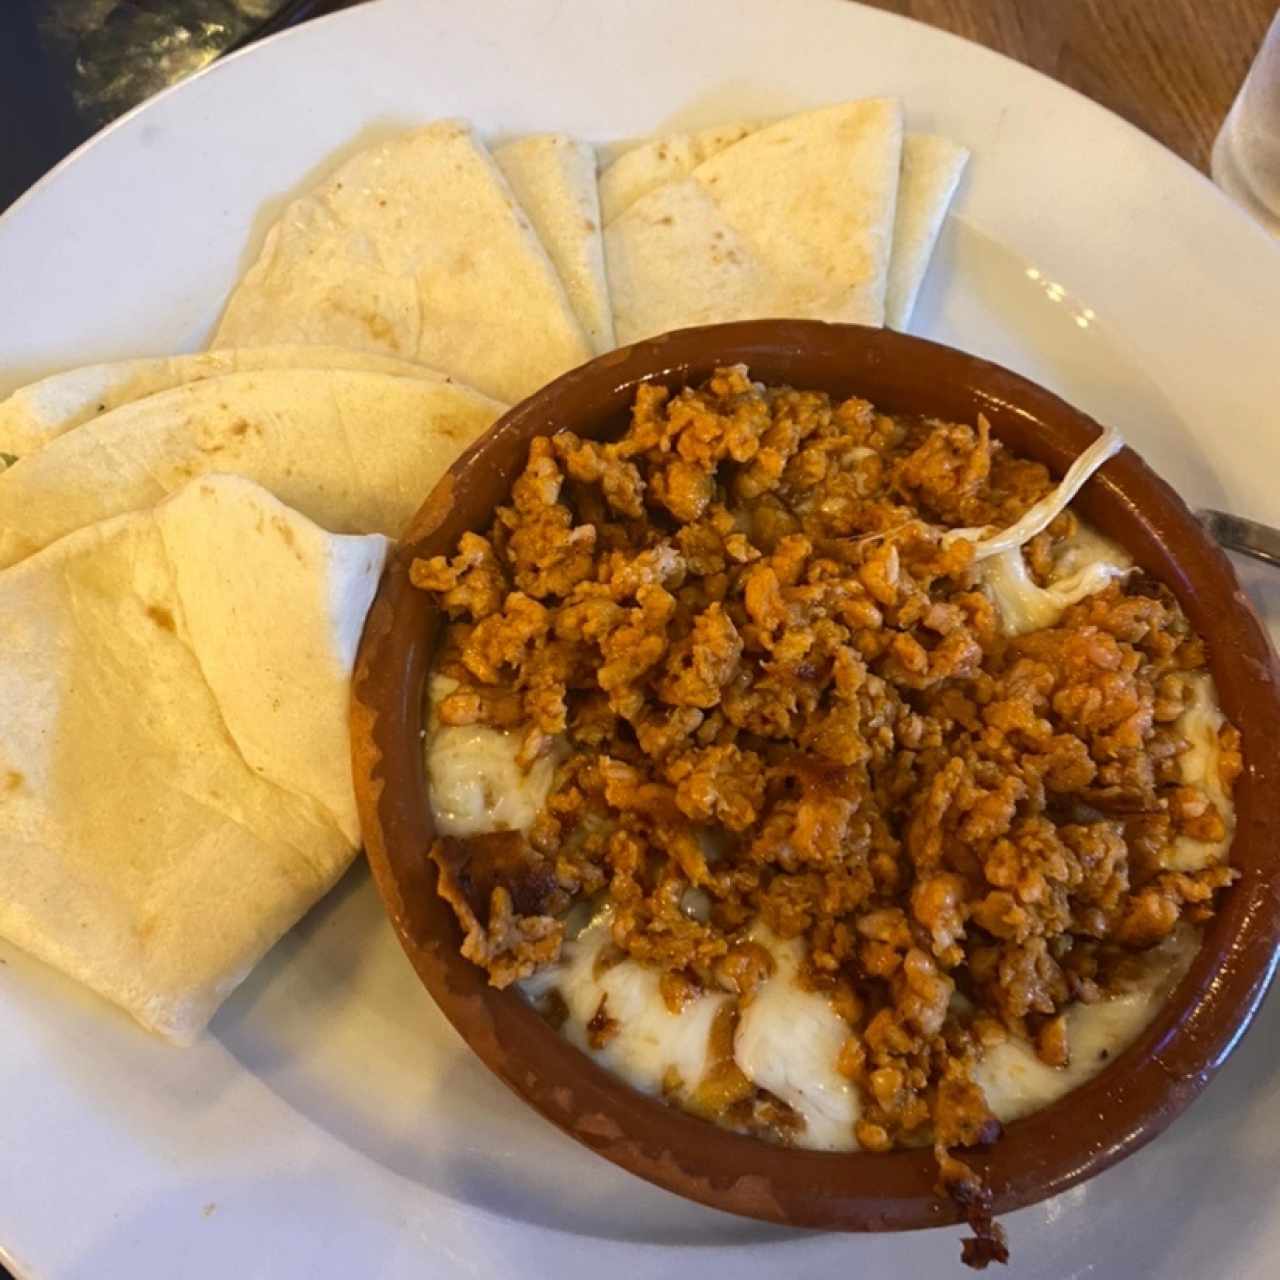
0 0 358 212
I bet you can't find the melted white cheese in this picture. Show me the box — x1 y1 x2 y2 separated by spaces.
522 907 729 1099
1167 673 1235 871
948 425 1125 560
529 906 1206 1149
424 675 559 835
733 929 860 1150
938 422 1130 636
978 525 1133 636
523 916 859 1148
973 925 1198 1122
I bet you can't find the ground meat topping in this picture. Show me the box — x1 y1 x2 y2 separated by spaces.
416 370 1239 1262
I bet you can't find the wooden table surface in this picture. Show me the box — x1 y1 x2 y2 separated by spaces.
861 0 1276 172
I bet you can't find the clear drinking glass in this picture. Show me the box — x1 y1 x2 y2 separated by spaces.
1212 10 1280 232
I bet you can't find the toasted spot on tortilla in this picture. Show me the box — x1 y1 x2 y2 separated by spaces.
322 295 400 348
146 604 177 632
273 515 297 549
431 416 470 441
3 770 22 792
351 309 398 346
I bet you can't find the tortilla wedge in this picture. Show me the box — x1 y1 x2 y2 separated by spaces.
495 134 614 354
0 474 387 1043
605 100 903 344
885 134 969 330
0 345 454 458
212 120 592 403
0 368 505 569
602 118 965 335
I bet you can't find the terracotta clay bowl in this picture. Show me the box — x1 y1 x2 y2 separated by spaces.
350 320 1280 1233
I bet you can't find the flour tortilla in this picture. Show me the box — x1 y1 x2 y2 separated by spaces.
0 474 387 1043
605 100 903 344
0 368 505 569
212 120 592 403
0 345 454 459
602 120 965 334
885 134 970 331
597 122 753 223
495 135 614 354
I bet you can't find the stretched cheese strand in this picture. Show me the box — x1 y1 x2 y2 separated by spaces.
946 423 1125 560
938 423 1129 634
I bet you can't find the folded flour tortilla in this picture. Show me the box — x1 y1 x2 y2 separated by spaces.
602 120 966 334
0 474 387 1043
212 121 592 403
0 367 505 569
884 134 969 331
494 135 614 354
604 100 903 344
0 345 454 458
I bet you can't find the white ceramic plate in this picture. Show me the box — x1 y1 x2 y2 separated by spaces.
3 1 1280 1276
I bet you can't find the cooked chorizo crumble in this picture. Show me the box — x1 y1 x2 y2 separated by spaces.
413 367 1241 1266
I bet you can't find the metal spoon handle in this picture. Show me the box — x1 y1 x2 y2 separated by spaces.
1199 508 1280 569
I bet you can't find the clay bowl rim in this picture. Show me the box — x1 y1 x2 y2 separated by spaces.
350 320 1280 1235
